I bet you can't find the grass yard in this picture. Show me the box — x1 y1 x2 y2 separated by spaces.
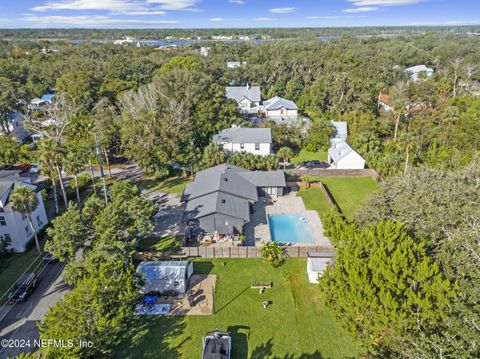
291 150 328 165
299 177 379 220
141 176 192 195
136 235 182 253
113 259 362 359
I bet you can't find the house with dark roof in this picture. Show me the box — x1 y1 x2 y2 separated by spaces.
327 139 365 170
182 164 286 236
225 84 261 116
213 126 272 156
0 171 48 252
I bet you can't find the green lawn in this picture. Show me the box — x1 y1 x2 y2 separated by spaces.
299 177 379 220
291 150 328 165
136 235 182 253
113 259 362 359
141 176 192 195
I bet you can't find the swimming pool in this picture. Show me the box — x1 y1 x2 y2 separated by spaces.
268 214 314 244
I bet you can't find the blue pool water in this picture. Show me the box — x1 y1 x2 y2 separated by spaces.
268 214 314 243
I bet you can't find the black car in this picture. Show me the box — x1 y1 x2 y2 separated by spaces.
8 272 38 304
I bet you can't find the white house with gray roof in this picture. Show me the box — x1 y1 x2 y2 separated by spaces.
182 164 286 236
262 96 299 122
406 65 434 82
213 126 272 156
225 84 261 116
0 171 48 252
327 139 365 170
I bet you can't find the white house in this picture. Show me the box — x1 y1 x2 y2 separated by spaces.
29 92 55 111
1 112 29 143
327 139 365 169
0 171 48 252
225 84 261 116
227 61 246 69
406 65 434 82
200 47 210 56
307 252 335 284
262 96 299 122
331 121 348 142
378 93 393 112
213 126 272 156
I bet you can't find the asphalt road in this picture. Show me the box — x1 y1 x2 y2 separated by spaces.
0 261 69 359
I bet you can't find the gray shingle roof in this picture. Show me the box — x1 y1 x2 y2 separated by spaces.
225 85 261 103
238 171 286 187
263 96 298 110
331 121 348 139
213 127 272 144
183 191 250 221
328 140 363 163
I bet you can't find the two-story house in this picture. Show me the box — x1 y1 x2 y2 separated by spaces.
225 84 261 117
213 126 272 156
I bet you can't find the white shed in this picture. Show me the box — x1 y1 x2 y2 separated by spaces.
137 261 193 295
307 252 335 284
327 139 365 170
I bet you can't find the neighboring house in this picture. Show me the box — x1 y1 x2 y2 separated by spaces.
406 65 434 82
327 139 365 169
331 121 348 142
137 261 193 295
1 112 29 143
29 92 55 111
225 84 261 116
307 252 335 284
213 126 272 156
0 171 48 252
378 93 393 112
227 61 245 69
262 96 299 123
182 164 286 236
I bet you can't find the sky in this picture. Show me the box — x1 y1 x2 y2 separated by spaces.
0 0 479 29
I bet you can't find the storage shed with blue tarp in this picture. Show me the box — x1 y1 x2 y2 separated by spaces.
137 261 193 295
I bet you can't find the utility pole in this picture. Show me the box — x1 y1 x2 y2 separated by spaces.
95 133 109 205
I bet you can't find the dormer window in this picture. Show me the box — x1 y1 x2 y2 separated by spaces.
221 199 226 204
224 178 228 182
240 143 245 149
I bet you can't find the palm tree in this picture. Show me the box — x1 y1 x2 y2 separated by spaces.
301 175 312 189
277 146 294 170
10 186 41 253
260 242 287 266
203 144 227 168
64 151 85 208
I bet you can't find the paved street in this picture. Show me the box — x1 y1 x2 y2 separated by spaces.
0 262 69 359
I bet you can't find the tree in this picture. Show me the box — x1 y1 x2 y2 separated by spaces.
63 151 85 208
303 117 333 151
276 146 294 170
0 77 22 134
0 135 20 165
260 242 287 267
320 217 457 356
46 204 86 262
202 143 227 168
10 186 41 253
38 263 139 358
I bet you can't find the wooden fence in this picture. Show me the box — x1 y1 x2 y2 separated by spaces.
179 245 334 259
291 168 380 180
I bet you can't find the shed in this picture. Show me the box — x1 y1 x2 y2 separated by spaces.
307 252 335 284
137 261 193 295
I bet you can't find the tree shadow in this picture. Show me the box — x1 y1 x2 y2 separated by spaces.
112 316 187 359
250 338 324 359
193 260 214 275
227 325 250 359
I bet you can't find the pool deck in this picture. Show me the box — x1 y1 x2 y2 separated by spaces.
244 192 332 248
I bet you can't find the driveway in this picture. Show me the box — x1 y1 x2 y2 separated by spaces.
143 189 185 238
0 262 69 359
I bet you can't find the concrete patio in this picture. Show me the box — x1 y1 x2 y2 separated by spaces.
244 192 332 247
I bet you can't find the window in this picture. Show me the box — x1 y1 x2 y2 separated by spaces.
4 233 11 242
21 214 27 220
25 226 30 235
221 199 226 204
37 215 42 227
255 143 260 150
240 143 245 150
0 216 5 226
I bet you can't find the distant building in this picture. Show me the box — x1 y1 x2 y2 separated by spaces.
378 93 393 112
227 61 246 69
200 47 210 56
29 92 55 111
0 171 48 252
330 121 348 142
327 139 365 170
213 126 272 156
406 65 434 82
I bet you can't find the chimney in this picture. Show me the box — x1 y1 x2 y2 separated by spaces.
246 83 250 90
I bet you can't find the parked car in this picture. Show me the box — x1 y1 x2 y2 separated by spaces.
202 330 231 359
8 272 38 304
42 252 58 263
